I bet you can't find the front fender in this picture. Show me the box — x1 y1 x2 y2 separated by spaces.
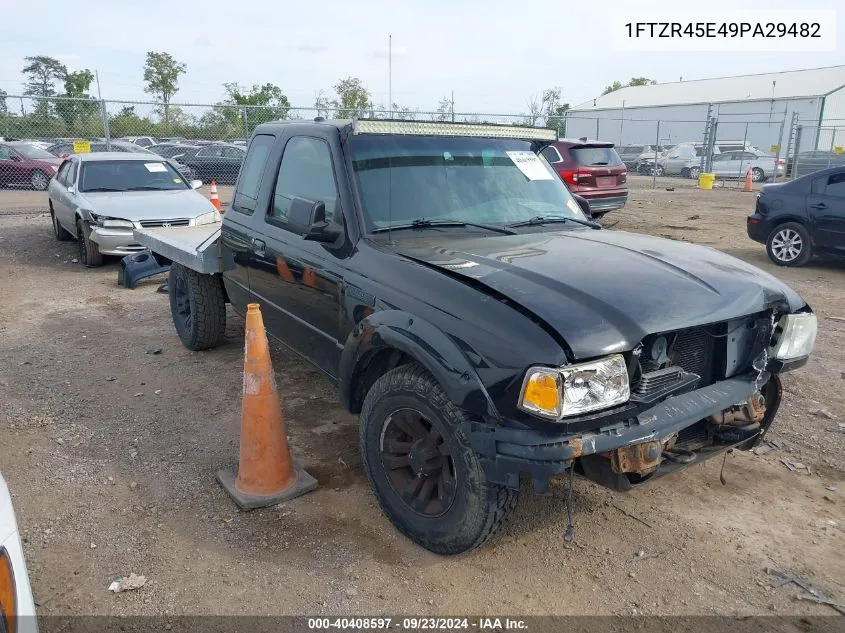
339 310 500 421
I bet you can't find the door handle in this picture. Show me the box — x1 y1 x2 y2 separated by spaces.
809 203 827 210
252 238 266 255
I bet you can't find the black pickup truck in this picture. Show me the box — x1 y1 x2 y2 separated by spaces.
133 119 817 555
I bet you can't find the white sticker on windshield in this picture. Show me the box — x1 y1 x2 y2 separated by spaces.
506 151 554 181
567 198 580 214
144 162 167 173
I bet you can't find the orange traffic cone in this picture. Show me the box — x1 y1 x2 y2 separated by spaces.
209 180 222 211
744 168 753 192
217 303 317 509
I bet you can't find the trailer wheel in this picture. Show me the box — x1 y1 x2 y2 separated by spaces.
168 263 226 350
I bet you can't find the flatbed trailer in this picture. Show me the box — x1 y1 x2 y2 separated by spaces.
133 219 233 274
131 219 231 351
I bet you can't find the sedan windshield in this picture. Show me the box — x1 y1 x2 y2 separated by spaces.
79 160 188 192
349 135 586 231
15 144 56 160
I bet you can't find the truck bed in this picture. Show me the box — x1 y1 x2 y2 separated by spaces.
133 220 233 275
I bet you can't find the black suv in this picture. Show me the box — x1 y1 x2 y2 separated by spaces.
153 120 816 555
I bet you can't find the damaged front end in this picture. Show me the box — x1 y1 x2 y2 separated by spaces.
467 308 808 494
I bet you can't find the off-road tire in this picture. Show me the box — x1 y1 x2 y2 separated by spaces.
766 222 812 267
359 363 517 555
51 207 72 241
168 263 226 350
76 219 103 267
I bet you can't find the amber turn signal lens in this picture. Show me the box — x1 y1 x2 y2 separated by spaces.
0 547 17 633
519 369 562 419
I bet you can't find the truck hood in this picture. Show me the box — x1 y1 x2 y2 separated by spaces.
78 189 215 221
394 229 806 359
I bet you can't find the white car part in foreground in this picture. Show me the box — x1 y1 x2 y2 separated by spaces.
0 473 37 633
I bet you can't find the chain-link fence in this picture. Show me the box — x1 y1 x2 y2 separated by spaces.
1 94 843 193
0 95 536 189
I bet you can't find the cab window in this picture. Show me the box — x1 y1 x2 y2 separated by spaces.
270 137 338 225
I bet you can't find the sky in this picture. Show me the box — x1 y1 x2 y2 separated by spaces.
1 0 843 115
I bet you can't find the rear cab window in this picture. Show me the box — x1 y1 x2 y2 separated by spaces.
570 146 623 166
232 134 276 215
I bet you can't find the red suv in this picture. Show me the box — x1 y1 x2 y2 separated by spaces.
541 139 627 217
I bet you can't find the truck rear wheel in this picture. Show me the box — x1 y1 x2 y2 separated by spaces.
359 363 517 555
168 263 226 350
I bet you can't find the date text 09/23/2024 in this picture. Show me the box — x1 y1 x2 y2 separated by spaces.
307 618 527 630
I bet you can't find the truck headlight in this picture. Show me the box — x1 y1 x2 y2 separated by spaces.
518 354 630 420
769 313 817 361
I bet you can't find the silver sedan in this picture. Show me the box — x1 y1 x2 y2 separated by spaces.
48 153 219 267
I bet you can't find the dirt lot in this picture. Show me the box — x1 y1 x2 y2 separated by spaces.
0 176 843 617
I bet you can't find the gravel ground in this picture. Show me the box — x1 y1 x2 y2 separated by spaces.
0 176 843 617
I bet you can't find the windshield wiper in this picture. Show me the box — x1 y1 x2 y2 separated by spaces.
506 215 601 229
82 187 125 192
371 218 517 235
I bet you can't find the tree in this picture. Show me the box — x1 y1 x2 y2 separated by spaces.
22 55 67 119
602 77 657 94
22 55 67 97
0 89 7 116
432 96 453 122
332 77 371 118
628 77 657 87
56 69 98 131
222 82 291 130
546 103 570 135
314 89 332 118
524 93 542 126
391 103 417 120
602 80 624 95
143 51 186 124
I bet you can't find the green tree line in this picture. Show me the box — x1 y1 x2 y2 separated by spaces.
1 51 593 140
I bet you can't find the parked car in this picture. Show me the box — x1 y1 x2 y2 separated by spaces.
786 151 845 178
541 139 627 217
180 143 246 185
616 145 664 170
711 149 784 182
148 143 200 161
1 473 38 633
47 141 195 182
639 141 759 178
120 136 158 148
0 141 62 190
747 165 845 266
132 120 815 555
48 153 219 266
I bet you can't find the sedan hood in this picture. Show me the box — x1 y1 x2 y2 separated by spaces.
394 229 806 359
78 188 215 221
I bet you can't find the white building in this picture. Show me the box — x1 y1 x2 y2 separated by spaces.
565 65 845 154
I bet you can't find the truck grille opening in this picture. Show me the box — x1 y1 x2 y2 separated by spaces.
139 219 190 228
637 326 716 391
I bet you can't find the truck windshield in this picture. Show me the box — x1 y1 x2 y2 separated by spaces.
349 135 586 231
79 160 188 192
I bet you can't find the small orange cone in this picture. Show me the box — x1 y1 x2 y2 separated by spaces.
744 168 753 192
209 180 222 211
217 303 317 509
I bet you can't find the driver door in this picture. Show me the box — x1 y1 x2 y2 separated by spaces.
0 145 25 186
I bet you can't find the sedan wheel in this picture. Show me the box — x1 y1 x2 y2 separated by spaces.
751 167 765 182
688 166 701 179
30 170 49 191
766 222 812 267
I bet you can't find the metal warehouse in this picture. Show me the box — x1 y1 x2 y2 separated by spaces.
564 65 845 156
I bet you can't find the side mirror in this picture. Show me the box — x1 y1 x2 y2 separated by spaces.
572 194 592 218
288 198 342 243
190 179 202 189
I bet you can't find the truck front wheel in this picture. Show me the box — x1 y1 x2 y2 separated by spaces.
168 263 227 350
359 363 517 554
